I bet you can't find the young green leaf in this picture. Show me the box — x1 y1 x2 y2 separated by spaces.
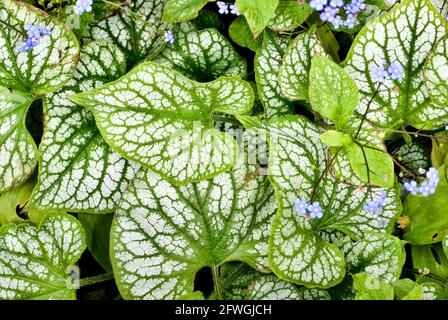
267 116 401 288
254 30 294 119
235 0 279 37
309 55 359 129
319 130 352 147
0 0 79 95
0 88 37 193
71 62 254 186
28 41 138 213
163 0 213 23
345 142 395 189
154 26 247 81
278 30 326 101
267 1 312 32
352 273 394 300
343 0 448 129
0 213 86 300
110 155 277 299
85 0 171 66
229 16 263 52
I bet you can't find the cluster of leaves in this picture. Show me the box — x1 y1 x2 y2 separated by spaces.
0 0 447 300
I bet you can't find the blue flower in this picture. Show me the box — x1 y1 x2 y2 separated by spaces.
404 167 439 197
387 62 404 80
363 189 387 219
329 0 343 8
426 167 439 182
371 61 404 83
345 0 366 14
307 202 323 219
17 23 51 53
370 65 389 83
310 0 328 11
343 14 356 28
217 1 229 14
320 6 338 22
294 199 308 217
404 180 419 195
230 4 240 15
74 0 93 15
419 180 437 197
294 198 324 219
164 31 175 44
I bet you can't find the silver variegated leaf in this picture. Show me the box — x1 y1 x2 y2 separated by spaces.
0 88 37 193
0 213 86 300
254 30 293 119
110 155 277 300
278 30 326 101
154 26 247 81
71 62 254 185
343 0 448 129
392 143 430 175
337 232 406 283
0 0 79 94
28 41 138 213
85 0 171 66
267 116 401 288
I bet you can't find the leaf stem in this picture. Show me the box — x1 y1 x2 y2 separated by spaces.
354 83 382 140
78 272 115 287
212 266 223 300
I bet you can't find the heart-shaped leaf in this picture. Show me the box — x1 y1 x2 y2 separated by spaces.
110 155 277 300
0 0 79 95
266 116 401 288
343 0 448 129
0 88 37 193
71 62 254 186
0 213 86 300
85 0 171 66
154 26 247 81
267 1 312 32
278 30 326 101
309 55 359 129
236 0 279 37
254 30 293 119
411 243 448 279
28 40 138 213
338 232 405 283
163 0 213 23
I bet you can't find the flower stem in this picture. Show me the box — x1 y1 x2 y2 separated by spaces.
78 272 115 287
212 266 223 300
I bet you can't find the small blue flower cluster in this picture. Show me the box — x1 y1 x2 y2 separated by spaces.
294 199 323 219
309 0 367 29
17 23 51 53
370 61 404 83
74 0 93 16
404 167 439 197
217 1 240 16
164 31 175 44
363 189 386 219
